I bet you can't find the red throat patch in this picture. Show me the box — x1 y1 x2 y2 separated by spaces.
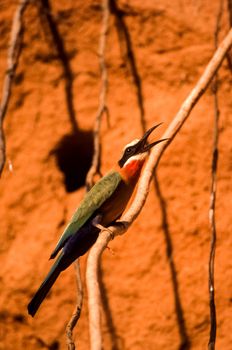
122 159 145 182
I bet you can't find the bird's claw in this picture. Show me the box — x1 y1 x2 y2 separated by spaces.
94 223 115 240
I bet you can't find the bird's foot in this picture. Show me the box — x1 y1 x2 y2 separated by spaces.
94 223 115 240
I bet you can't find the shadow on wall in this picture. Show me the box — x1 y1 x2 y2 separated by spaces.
51 130 94 192
39 0 95 193
39 0 78 134
110 0 146 134
154 173 190 350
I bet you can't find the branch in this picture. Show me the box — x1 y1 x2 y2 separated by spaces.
66 260 83 350
85 2 110 349
86 0 110 191
86 28 232 350
0 0 29 177
66 1 110 347
208 1 223 348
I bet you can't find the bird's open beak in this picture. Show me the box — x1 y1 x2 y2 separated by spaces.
138 123 168 152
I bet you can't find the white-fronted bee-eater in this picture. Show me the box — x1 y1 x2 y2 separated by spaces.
28 124 167 316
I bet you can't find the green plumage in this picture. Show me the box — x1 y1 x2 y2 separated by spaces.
50 170 122 258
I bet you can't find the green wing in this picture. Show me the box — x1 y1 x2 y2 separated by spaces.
50 170 122 258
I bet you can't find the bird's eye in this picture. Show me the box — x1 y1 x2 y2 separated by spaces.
126 147 132 153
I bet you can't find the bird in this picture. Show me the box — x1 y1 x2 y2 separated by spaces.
27 123 167 317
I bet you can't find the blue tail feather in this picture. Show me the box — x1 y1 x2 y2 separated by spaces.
28 222 100 316
28 254 62 317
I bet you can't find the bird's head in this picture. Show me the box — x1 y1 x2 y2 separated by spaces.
118 123 167 169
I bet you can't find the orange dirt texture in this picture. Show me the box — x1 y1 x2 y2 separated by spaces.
0 0 232 349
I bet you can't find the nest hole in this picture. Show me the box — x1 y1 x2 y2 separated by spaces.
52 130 94 192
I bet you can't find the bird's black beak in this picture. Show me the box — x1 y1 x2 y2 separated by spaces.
137 123 168 153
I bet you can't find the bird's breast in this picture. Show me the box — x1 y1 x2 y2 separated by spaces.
99 179 136 226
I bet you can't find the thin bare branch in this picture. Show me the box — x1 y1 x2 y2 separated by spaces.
85 1 110 348
66 260 83 350
86 0 110 191
0 0 29 176
85 28 232 350
208 1 223 349
66 2 110 347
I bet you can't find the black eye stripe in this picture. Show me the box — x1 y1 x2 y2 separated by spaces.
124 146 136 156
118 144 138 167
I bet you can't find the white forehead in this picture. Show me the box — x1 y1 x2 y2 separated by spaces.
123 139 140 151
124 152 147 167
